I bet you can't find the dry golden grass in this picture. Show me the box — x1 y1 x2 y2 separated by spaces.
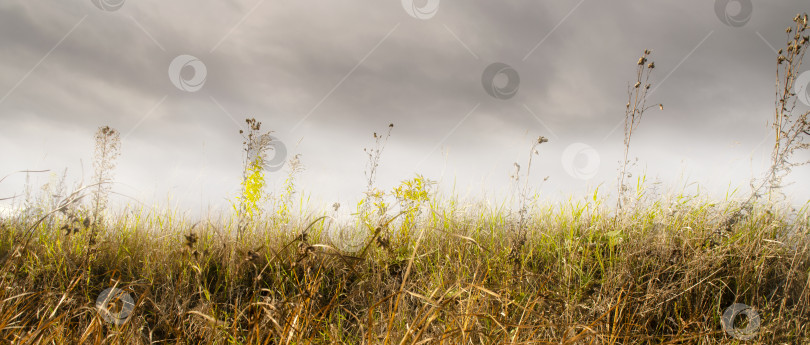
0 191 807 344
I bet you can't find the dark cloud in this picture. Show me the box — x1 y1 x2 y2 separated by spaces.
1 0 808 213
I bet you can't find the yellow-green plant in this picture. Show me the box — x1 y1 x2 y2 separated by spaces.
393 174 434 243
234 118 273 237
239 159 265 221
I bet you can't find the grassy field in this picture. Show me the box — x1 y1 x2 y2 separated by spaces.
0 188 808 344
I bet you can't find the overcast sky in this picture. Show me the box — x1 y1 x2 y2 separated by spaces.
1 0 809 216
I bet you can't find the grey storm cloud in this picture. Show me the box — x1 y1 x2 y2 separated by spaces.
1 0 809 213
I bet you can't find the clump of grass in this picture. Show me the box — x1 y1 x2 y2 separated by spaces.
352 124 395 252
510 136 549 264
725 13 809 231
91 126 120 225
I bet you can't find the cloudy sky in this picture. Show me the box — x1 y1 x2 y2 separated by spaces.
1 0 809 216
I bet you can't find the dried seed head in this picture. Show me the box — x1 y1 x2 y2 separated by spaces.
638 57 647 65
184 232 198 248
659 104 663 110
376 235 390 249
647 62 655 69
787 27 793 34
634 81 641 88
245 250 261 262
